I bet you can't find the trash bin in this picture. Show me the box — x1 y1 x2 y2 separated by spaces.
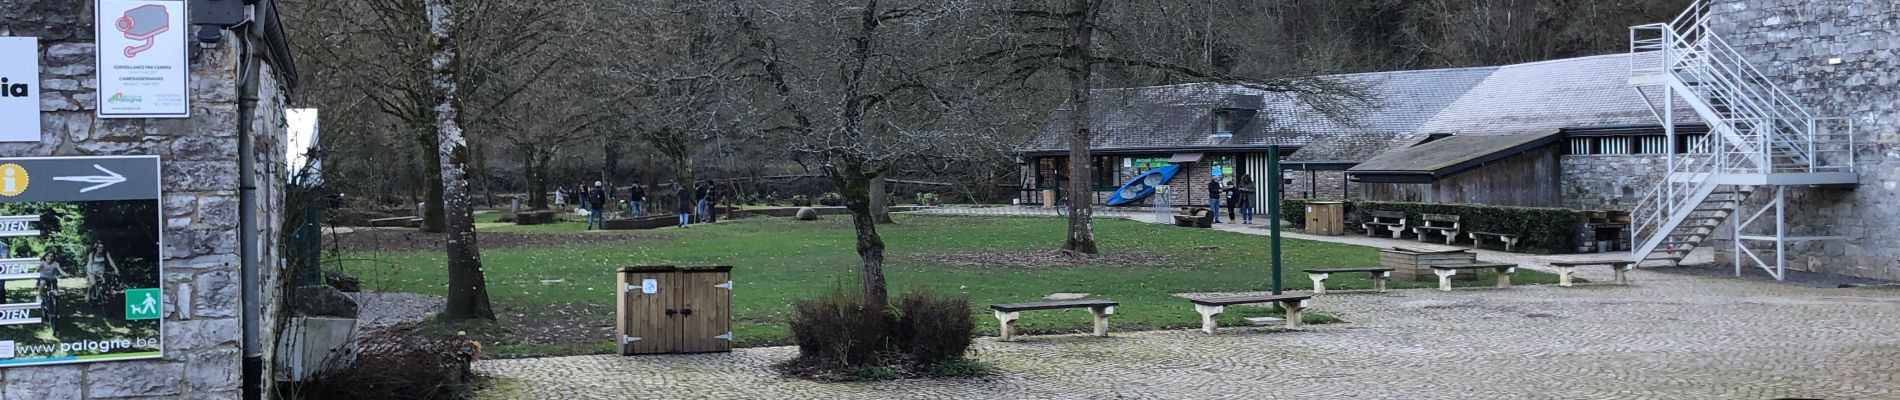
1305 201 1346 236
616 266 733 355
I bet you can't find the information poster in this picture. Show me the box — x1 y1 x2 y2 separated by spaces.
0 156 163 367
0 37 39 141
96 0 189 118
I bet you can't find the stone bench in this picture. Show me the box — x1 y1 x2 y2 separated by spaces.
1304 267 1394 294
1188 294 1311 333
990 299 1118 341
1468 231 1523 252
1548 260 1636 286
1428 263 1518 291
1412 213 1461 245
1361 210 1407 238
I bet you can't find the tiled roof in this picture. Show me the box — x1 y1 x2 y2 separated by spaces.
1411 53 1698 136
1349 132 1562 173
1020 66 1499 160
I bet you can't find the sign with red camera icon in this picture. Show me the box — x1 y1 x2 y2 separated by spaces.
96 0 189 119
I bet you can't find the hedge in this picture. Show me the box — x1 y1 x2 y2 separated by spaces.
1280 199 1579 253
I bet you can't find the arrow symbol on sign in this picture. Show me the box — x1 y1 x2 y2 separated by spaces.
53 164 127 193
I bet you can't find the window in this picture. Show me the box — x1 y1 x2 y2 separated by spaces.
1212 110 1234 137
1034 156 1121 189
1568 134 1710 155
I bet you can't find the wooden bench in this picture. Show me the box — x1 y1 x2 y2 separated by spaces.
1548 260 1637 286
1187 294 1311 333
368 216 421 228
1468 231 1523 252
1427 263 1518 291
1412 214 1461 245
990 299 1118 341
1361 210 1407 238
1304 267 1394 294
1173 207 1213 228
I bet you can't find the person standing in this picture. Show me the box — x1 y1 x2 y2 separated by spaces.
1206 177 1223 223
553 186 567 210
1237 174 1257 224
627 184 646 217
704 181 721 223
693 181 711 223
676 182 695 228
586 181 607 230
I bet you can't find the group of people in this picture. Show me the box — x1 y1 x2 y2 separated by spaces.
1206 174 1258 224
551 180 723 230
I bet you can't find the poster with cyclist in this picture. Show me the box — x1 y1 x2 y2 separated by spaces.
0 156 162 367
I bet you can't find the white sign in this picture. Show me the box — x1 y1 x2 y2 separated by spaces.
0 341 14 359
96 0 189 119
641 279 658 294
0 37 38 142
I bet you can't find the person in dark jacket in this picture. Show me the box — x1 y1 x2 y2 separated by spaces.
586 181 607 230
627 184 646 217
1206 178 1224 223
1236 174 1257 224
676 183 694 228
703 180 721 223
693 182 710 223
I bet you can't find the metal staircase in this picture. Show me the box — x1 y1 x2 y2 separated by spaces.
1626 0 1857 280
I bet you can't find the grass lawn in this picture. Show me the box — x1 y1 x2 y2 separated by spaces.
340 214 1559 358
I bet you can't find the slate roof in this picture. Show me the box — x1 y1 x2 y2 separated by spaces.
1410 53 1698 136
1348 132 1563 174
1019 66 1499 161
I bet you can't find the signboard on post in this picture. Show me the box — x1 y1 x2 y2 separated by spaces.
0 37 39 141
0 156 163 367
96 0 190 119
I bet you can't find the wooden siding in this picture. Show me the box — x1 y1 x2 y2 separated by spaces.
1356 146 1562 207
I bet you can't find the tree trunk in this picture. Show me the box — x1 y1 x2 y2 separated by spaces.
429 0 494 321
527 149 550 210
869 172 893 224
1062 0 1100 255
840 169 888 308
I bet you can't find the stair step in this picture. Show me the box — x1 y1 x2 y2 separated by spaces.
1644 254 1684 261
1691 208 1731 212
1658 240 1700 246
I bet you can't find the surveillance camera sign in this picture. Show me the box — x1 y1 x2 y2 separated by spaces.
0 37 38 142
0 156 163 368
96 0 189 119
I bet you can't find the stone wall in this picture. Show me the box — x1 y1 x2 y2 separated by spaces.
0 2 292 398
1284 170 1349 200
1559 155 1671 212
1704 0 1900 279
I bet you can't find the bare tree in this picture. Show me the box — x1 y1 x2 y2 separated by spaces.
427 0 494 321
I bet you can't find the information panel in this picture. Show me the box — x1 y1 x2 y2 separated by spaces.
0 156 163 367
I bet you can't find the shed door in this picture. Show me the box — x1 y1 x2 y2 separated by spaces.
676 271 732 353
618 271 677 354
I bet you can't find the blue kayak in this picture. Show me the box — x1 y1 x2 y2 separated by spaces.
1106 165 1180 206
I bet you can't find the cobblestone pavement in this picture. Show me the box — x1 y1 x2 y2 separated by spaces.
474 264 1900 399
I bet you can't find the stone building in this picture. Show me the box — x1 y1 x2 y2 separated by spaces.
1 0 297 398
1017 1 1899 281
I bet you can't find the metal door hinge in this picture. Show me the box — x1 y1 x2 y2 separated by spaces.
624 283 636 293
713 332 732 341
714 281 733 290
623 335 641 343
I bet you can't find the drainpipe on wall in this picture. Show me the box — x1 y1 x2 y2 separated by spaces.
235 2 270 399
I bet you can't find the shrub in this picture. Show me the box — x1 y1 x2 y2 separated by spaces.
891 291 973 366
1281 199 1308 228
791 195 813 207
787 289 887 369
818 192 844 207
915 193 941 206
1351 201 1578 253
283 324 480 400
781 289 981 381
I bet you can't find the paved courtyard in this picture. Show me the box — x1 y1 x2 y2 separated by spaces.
474 261 1900 399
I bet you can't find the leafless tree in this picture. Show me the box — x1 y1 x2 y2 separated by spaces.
426 0 493 321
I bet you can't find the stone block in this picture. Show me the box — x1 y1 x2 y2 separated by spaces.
165 319 240 351
195 271 240 318
187 348 243 392
2 365 85 400
86 361 184 398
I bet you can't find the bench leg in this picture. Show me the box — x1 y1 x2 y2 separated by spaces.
1615 265 1633 285
1090 306 1114 337
1503 238 1517 252
1471 234 1484 250
1496 267 1515 288
1308 273 1329 295
1388 227 1403 239
994 311 1020 342
1373 271 1389 293
1443 232 1456 245
1194 304 1224 334
1279 300 1306 330
1556 267 1576 287
1434 269 1456 291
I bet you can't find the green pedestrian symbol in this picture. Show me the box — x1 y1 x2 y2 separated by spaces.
125 288 160 321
